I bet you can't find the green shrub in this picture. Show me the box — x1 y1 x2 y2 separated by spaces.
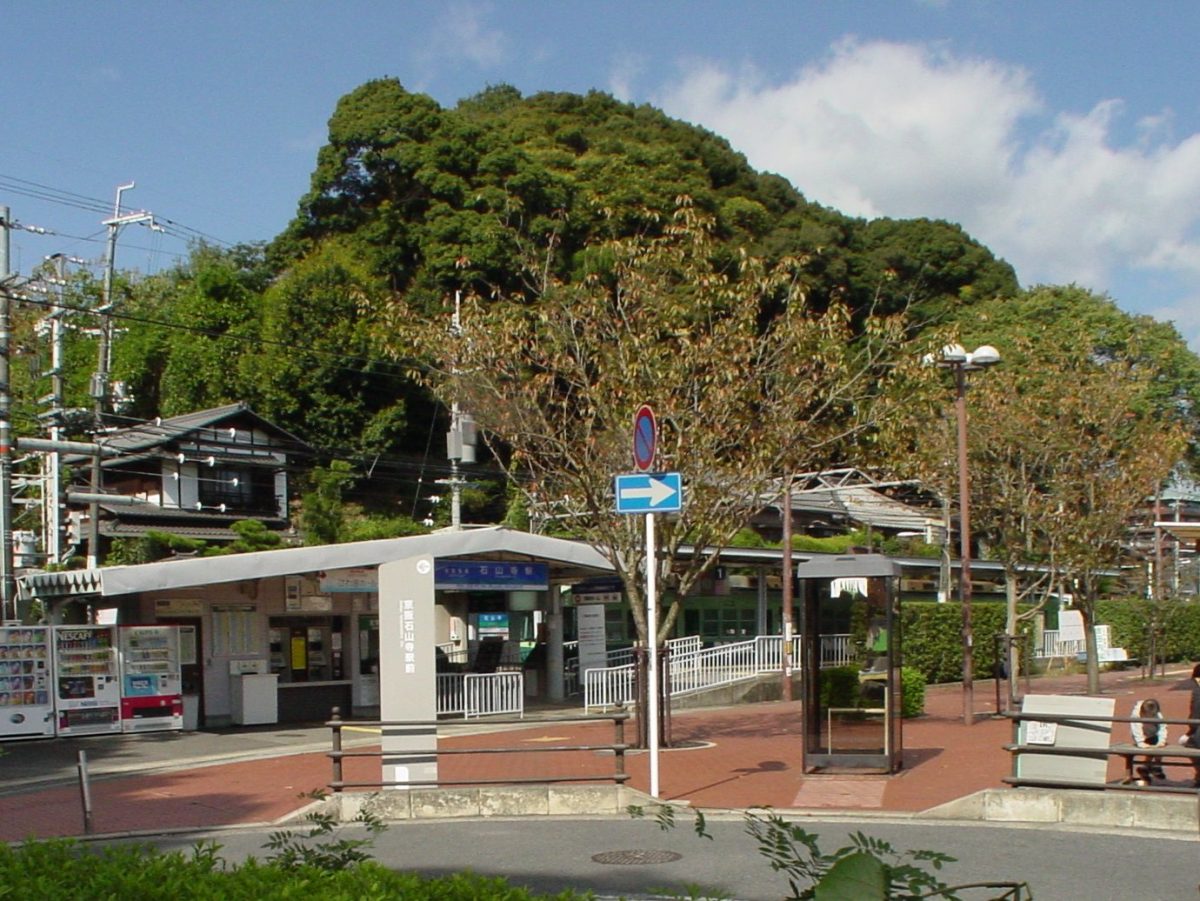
819 665 861 709
0 840 584 900
899 666 925 718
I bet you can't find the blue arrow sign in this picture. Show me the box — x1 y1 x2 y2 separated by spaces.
614 472 683 514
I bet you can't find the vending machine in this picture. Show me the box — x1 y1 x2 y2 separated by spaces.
0 625 55 740
118 625 183 732
53 625 121 736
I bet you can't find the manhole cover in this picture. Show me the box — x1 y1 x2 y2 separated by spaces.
592 849 683 866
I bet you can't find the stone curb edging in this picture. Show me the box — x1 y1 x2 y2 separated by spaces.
920 788 1200 836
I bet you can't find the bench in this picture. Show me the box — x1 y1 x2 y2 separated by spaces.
1109 743 1200 785
1003 742 1200 791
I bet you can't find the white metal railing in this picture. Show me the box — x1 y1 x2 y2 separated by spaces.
464 671 524 718
581 633 855 711
583 662 636 711
436 671 524 718
580 632 857 710
752 634 803 671
669 638 761 697
1037 629 1083 659
565 644 636 696
437 672 466 715
668 635 703 655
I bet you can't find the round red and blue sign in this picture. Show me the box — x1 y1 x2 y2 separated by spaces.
633 404 657 472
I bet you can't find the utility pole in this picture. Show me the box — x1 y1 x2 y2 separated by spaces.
39 254 73 565
780 479 793 701
0 206 16 619
86 184 157 568
439 291 476 530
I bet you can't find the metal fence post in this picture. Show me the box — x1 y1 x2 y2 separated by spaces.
76 750 93 834
614 704 628 785
329 706 344 792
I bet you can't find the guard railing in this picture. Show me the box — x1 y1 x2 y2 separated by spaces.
326 706 631 792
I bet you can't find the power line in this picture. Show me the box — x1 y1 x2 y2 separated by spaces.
0 175 113 217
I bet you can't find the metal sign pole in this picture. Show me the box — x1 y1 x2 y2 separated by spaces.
646 510 659 798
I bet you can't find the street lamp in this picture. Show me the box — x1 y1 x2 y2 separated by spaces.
934 343 1000 725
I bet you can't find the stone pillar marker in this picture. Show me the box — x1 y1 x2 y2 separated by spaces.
378 555 438 787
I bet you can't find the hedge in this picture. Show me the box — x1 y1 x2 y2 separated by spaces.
899 597 1200 685
900 601 1011 685
1095 597 1200 663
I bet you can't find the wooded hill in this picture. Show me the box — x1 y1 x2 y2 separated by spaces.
18 79 1199 536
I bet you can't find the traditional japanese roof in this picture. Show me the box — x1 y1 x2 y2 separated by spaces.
65 402 310 465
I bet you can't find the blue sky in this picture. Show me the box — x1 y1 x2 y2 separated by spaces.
4 2 1199 347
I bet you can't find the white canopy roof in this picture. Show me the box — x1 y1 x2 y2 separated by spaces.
21 526 613 601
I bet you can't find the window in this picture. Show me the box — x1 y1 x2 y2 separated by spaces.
198 466 276 514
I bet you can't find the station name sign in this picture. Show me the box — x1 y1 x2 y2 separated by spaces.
434 560 549 591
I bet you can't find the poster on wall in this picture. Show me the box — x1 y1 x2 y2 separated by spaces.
212 605 257 656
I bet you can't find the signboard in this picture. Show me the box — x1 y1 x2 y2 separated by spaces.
320 567 378 593
577 604 609 677
378 555 438 786
154 598 204 617
572 576 624 605
633 404 657 472
434 560 549 591
1016 694 1114 785
614 472 683 514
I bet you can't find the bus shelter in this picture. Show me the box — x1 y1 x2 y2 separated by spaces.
798 554 902 774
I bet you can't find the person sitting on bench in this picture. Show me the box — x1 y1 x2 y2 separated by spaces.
1131 698 1168 783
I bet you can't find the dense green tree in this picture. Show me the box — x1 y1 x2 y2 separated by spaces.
109 244 272 420
243 240 414 461
275 79 1019 328
955 285 1200 440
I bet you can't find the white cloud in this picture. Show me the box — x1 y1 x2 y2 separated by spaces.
426 2 507 70
652 38 1200 348
607 51 647 103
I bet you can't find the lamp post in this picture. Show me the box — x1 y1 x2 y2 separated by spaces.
935 344 1000 725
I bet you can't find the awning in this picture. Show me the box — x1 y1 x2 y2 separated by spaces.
21 526 614 601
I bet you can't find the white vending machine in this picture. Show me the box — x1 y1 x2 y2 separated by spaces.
53 625 121 736
119 625 183 732
0 625 55 739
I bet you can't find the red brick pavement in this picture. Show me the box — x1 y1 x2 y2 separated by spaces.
0 667 1191 841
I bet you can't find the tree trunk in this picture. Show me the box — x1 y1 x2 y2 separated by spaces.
1004 569 1020 708
1082 606 1101 695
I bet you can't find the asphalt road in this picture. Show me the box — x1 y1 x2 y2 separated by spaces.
133 814 1200 900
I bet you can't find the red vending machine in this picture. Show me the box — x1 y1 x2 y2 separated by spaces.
118 625 183 732
0 625 55 739
53 625 121 736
